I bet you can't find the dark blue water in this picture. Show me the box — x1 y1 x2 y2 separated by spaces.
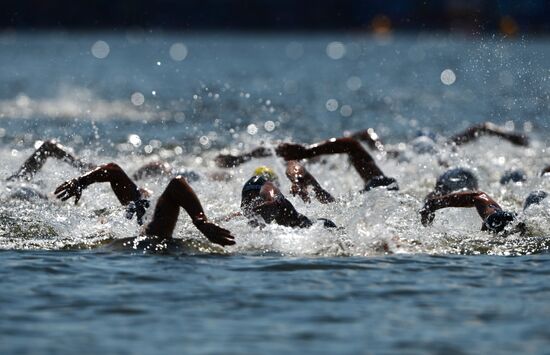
1 32 550 354
1 251 550 354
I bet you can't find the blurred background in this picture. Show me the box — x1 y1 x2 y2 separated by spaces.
2 0 549 34
0 1 548 149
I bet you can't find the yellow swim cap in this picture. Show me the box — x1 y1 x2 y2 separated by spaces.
253 166 278 182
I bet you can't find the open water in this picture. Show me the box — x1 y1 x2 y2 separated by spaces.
0 32 549 354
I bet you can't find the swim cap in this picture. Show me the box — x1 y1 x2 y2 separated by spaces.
523 190 548 210
253 166 278 182
500 169 527 185
435 168 478 195
483 210 516 233
363 176 399 192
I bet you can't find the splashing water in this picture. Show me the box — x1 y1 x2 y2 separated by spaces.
0 33 548 256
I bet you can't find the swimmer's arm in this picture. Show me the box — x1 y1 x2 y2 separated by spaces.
449 122 529 147
215 147 272 168
277 137 385 185
8 140 95 181
541 166 550 176
285 160 334 204
145 177 235 246
55 163 140 205
420 191 502 226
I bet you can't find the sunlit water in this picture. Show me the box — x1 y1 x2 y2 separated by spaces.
0 32 549 353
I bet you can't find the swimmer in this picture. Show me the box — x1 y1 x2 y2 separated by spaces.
448 122 529 147
7 140 95 181
215 122 528 167
54 163 235 247
8 140 230 183
420 191 519 234
420 189 547 235
215 128 392 168
275 137 398 191
240 166 336 228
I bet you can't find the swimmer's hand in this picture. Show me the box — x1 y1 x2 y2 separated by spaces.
194 221 236 247
125 199 150 225
54 178 84 204
276 143 310 161
419 204 436 226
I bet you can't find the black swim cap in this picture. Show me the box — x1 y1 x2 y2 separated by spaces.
483 211 516 233
500 169 527 185
363 176 399 192
435 168 478 195
523 190 548 210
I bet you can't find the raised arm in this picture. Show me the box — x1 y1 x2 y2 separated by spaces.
55 162 141 205
448 122 529 147
420 191 502 226
215 147 272 168
8 140 95 181
285 160 334 204
145 177 235 246
276 137 397 190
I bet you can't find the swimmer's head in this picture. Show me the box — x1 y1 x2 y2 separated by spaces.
500 169 527 185
363 176 399 192
254 166 278 183
483 210 516 233
435 168 478 195
523 190 548 210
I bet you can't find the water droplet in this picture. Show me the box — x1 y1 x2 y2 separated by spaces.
247 124 258 135
326 99 339 112
326 41 346 60
128 134 142 147
346 76 362 91
131 92 145 106
340 105 353 117
169 43 188 61
440 69 456 85
264 121 275 132
91 40 110 59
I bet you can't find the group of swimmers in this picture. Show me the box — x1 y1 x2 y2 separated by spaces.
6 121 548 250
